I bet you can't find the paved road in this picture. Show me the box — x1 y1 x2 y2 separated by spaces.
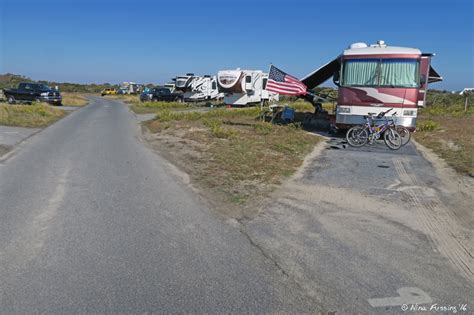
0 97 317 313
245 137 473 314
0 126 41 147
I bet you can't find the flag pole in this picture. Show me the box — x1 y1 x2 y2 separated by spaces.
263 62 273 110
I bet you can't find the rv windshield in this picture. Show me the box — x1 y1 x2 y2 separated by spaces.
342 59 419 88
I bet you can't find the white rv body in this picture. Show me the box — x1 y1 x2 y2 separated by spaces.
164 82 176 92
120 82 141 94
184 75 224 102
217 69 278 106
174 74 195 93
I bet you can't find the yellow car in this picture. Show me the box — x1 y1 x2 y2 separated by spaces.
101 88 117 96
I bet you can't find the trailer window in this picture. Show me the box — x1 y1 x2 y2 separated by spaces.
262 78 267 89
379 59 419 87
342 59 379 86
245 76 252 83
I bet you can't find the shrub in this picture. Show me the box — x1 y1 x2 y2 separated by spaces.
417 120 438 131
254 121 273 134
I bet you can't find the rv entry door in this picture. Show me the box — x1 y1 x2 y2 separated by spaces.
245 75 252 91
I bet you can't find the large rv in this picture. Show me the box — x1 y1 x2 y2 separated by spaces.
163 82 176 93
119 82 142 95
184 75 223 102
217 69 279 106
174 73 195 93
301 41 442 129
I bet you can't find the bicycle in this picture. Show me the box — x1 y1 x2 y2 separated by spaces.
385 113 411 147
346 108 402 150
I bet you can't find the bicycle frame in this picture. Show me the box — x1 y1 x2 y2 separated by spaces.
363 115 392 143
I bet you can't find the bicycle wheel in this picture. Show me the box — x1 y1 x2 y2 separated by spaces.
396 126 411 146
383 128 402 150
346 126 368 147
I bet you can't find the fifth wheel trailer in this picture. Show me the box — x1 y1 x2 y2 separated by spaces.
185 75 223 102
301 40 442 130
217 69 279 106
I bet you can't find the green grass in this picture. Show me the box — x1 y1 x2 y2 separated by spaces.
415 93 473 176
130 101 192 114
61 92 89 106
145 106 321 208
0 104 66 127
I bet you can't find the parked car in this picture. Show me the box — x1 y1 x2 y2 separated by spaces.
3 82 62 105
101 88 117 96
140 88 184 102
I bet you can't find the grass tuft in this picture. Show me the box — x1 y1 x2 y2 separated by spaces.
0 104 66 127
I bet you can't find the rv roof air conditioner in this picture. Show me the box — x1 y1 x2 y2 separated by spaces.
349 42 368 49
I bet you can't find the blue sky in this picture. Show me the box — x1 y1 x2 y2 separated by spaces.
0 0 472 90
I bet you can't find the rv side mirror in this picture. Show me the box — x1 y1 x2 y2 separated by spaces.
333 71 340 86
420 74 427 85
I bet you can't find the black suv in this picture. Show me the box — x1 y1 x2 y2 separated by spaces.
140 88 183 102
3 82 62 105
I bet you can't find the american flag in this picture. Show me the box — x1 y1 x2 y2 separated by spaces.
266 65 307 96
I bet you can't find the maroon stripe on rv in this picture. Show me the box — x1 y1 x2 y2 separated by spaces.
344 54 421 59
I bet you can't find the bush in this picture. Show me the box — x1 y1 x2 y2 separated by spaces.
254 121 273 134
203 118 236 138
417 120 438 131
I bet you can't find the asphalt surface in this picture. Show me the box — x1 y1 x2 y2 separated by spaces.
245 136 473 314
0 97 317 313
0 126 41 146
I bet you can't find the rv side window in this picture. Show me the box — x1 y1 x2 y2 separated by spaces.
245 76 252 83
262 78 267 89
212 82 217 90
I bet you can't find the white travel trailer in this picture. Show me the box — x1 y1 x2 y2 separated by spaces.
217 69 279 106
119 82 142 95
174 73 195 93
164 82 176 92
184 75 223 102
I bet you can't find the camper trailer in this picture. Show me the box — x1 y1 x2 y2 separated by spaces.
164 82 176 93
301 41 442 129
119 82 142 95
217 69 279 106
174 74 195 93
184 75 223 102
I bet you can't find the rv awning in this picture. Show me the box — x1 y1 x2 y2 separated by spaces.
428 66 443 83
301 57 340 89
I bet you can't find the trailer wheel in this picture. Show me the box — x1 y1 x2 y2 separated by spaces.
7 96 15 104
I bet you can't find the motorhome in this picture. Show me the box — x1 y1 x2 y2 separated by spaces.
217 69 279 106
184 75 223 102
301 40 442 129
